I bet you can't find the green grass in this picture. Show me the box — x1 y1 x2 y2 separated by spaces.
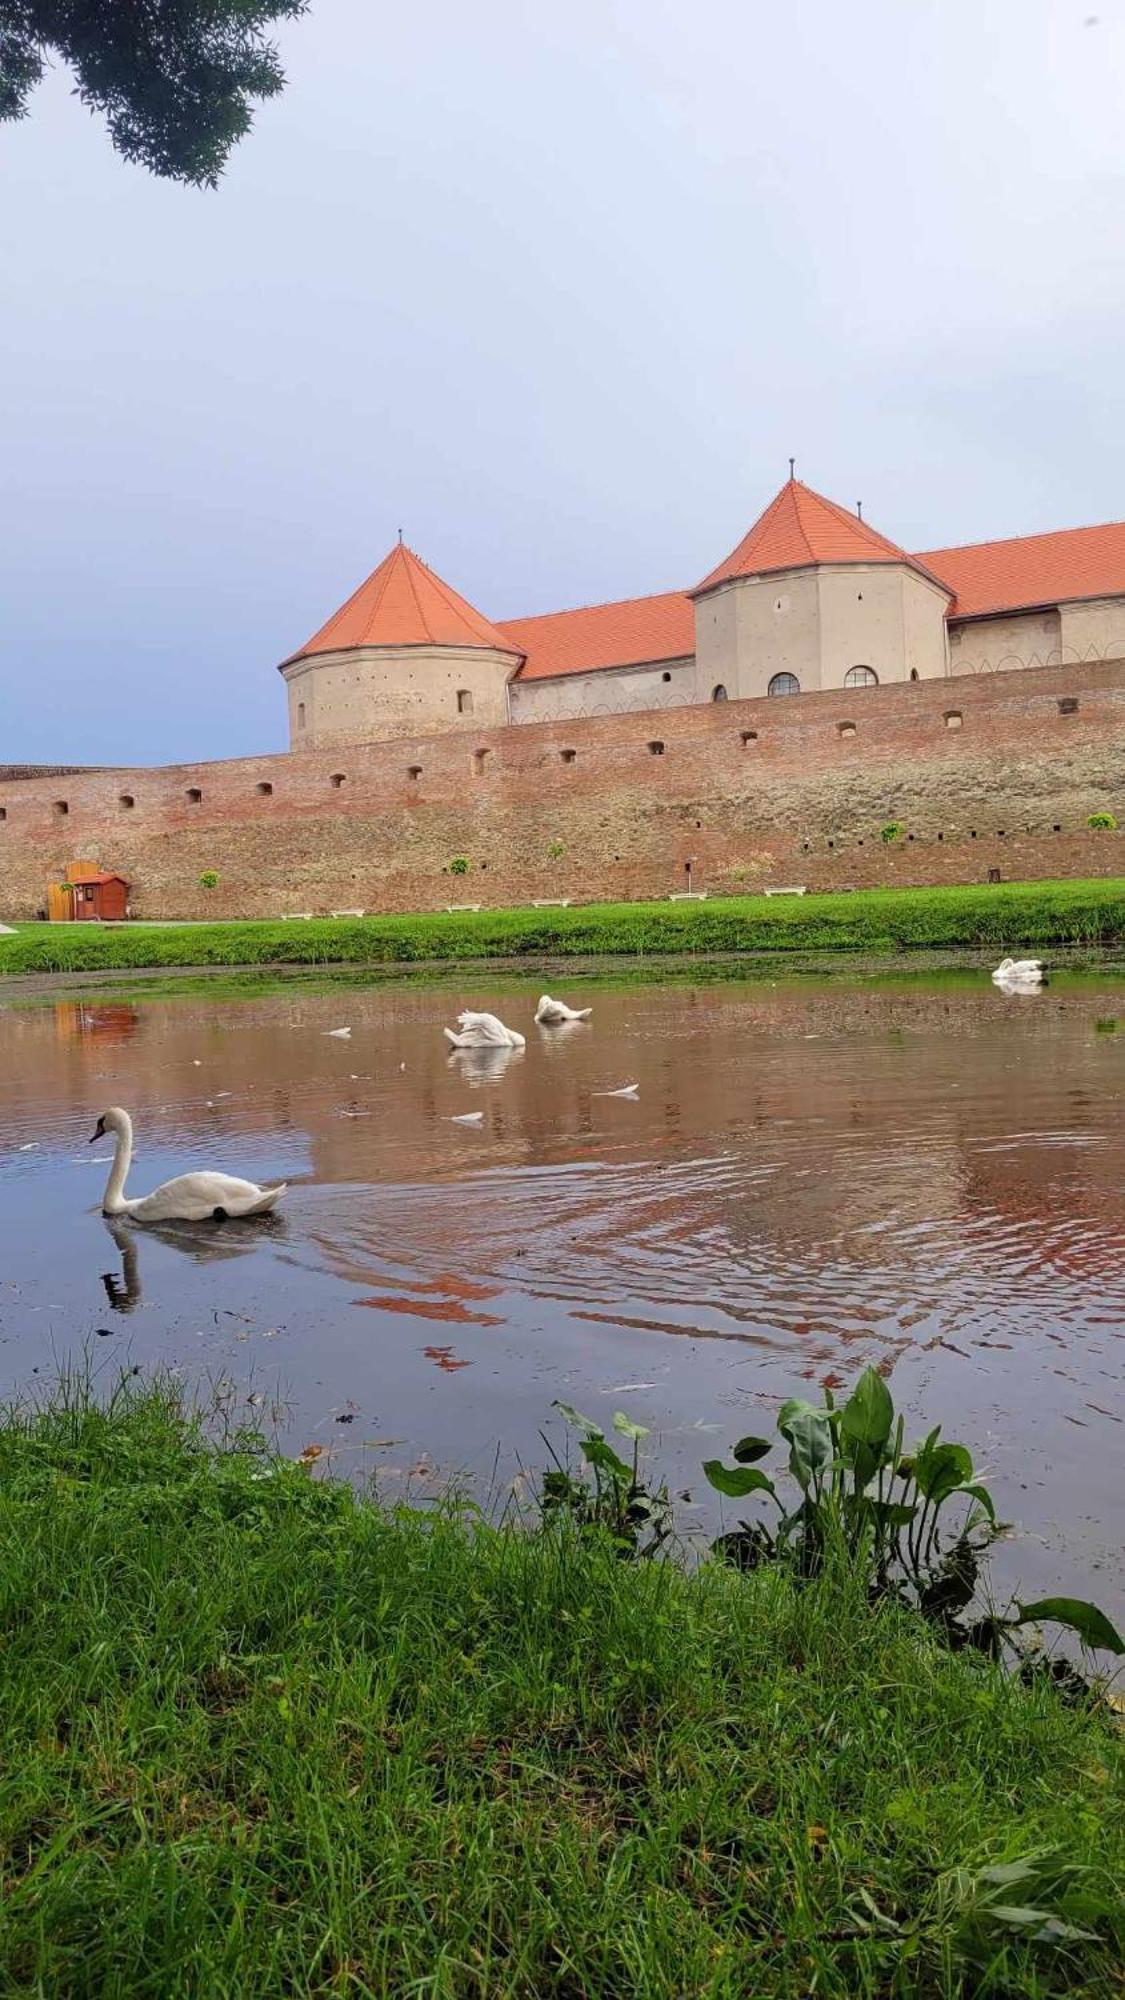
2 879 1124 977
0 1381 1120 1997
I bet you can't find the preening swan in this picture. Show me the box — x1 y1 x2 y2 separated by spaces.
535 994 593 1026
992 957 1046 988
443 1011 526 1049
90 1108 286 1223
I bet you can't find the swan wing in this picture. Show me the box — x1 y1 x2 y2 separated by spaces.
456 1011 510 1043
129 1172 285 1223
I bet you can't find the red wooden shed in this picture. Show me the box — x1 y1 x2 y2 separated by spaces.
65 862 130 922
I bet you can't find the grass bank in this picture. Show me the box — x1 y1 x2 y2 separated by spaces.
0 1381 1120 1997
2 878 1124 976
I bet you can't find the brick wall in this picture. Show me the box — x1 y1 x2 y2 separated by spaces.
1 661 1122 919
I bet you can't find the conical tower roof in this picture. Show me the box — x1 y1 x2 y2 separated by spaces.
283 541 523 666
694 479 949 595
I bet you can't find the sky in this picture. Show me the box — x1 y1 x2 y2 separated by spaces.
3 0 1125 765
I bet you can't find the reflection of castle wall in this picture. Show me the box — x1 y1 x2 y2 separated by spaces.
0 655 1122 920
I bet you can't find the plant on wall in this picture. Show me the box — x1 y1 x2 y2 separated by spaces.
546 841 566 861
199 870 219 890
880 821 904 844
1087 811 1118 831
448 857 470 876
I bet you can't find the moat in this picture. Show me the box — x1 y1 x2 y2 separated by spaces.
2 970 1122 1616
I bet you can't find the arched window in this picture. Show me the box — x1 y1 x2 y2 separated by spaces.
844 665 878 688
768 672 800 697
711 684 728 702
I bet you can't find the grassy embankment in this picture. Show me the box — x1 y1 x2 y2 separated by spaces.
1 878 1124 977
0 1380 1120 1997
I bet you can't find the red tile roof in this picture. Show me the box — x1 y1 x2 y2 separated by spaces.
694 479 942 594
916 519 1125 620
499 590 694 682
283 541 523 666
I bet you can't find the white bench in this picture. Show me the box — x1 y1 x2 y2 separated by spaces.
445 903 483 913
764 886 808 896
669 891 708 901
280 911 314 920
330 908 365 919
531 898 572 908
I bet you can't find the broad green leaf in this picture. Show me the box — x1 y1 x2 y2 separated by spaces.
612 1411 649 1440
732 1436 772 1464
914 1442 972 1503
702 1460 777 1500
1014 1597 1125 1655
581 1437 630 1481
847 1438 880 1491
840 1367 894 1449
778 1404 833 1491
870 1501 917 1528
958 1481 997 1526
553 1400 602 1437
977 1854 1050 1888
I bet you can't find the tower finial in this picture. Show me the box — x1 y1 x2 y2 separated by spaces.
397 526 403 545
788 456 795 481
856 499 863 520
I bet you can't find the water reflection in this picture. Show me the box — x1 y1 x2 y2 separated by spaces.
55 1002 139 1043
98 1212 287 1311
446 1043 525 1083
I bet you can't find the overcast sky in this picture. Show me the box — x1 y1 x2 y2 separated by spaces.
3 0 1124 764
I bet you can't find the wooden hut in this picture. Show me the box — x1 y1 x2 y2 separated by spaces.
56 862 130 923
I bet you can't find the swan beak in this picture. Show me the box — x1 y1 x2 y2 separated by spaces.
89 1123 104 1144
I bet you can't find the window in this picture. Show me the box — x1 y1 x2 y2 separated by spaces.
0 807 6 822
711 684 728 702
186 787 202 804
844 665 878 688
54 799 68 816
909 668 920 682
560 748 576 764
944 710 962 730
740 730 758 746
1058 697 1079 716
119 794 135 810
408 765 422 781
473 748 490 776
297 701 306 729
768 673 800 697
456 689 473 715
256 781 273 796
330 773 346 789
837 721 857 739
647 740 665 756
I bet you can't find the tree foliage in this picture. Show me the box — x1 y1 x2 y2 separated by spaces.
0 0 308 186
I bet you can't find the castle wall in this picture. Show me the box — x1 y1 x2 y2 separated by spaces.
948 609 1063 676
693 570 821 698
507 658 695 723
282 643 517 749
817 565 948 688
1 659 1122 922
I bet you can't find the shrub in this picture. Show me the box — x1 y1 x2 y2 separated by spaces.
448 857 470 876
880 820 904 844
199 870 219 890
546 841 566 861
1087 811 1118 831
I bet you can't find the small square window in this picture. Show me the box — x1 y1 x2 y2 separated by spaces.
1058 696 1078 716
647 740 665 756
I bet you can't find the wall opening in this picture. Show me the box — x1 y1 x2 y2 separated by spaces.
186 788 202 804
0 807 6 822
844 665 878 688
740 729 758 746
297 701 306 729
473 748 490 776
53 800 69 817
1058 696 1079 715
768 672 800 697
457 689 474 715
711 684 728 702
119 794 135 810
647 740 665 756
909 668 920 682
661 671 672 683
256 781 273 796
837 721 857 739
408 765 422 781
944 710 963 730
330 773 346 789
560 748 577 764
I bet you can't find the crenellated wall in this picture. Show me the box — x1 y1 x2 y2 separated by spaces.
1 660 1122 921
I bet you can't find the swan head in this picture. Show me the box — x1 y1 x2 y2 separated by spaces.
90 1106 130 1144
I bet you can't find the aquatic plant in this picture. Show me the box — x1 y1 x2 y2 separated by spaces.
543 1402 672 1558
703 1366 1123 1663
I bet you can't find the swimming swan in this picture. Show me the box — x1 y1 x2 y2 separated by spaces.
535 994 593 1025
992 957 1046 987
90 1107 287 1222
443 1011 526 1049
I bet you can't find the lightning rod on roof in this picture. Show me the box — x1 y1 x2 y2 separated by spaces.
788 457 795 480
397 526 403 544
857 500 863 520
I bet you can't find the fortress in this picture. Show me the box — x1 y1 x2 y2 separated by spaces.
2 476 1124 918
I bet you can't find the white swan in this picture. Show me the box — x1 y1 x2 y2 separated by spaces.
443 1011 526 1049
90 1108 286 1222
535 994 593 1025
992 957 1046 987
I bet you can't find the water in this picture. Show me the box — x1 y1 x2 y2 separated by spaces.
1 973 1122 1615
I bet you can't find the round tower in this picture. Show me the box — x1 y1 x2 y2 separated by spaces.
280 541 524 749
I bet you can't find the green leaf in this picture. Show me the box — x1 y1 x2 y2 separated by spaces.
702 1460 777 1500
581 1437 630 1481
958 1481 997 1526
553 1400 602 1437
778 1403 833 1492
870 1501 917 1529
914 1442 973 1503
612 1411 649 1441
1014 1597 1125 1655
840 1367 894 1449
731 1435 772 1464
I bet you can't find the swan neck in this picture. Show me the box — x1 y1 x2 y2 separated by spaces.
102 1116 134 1215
